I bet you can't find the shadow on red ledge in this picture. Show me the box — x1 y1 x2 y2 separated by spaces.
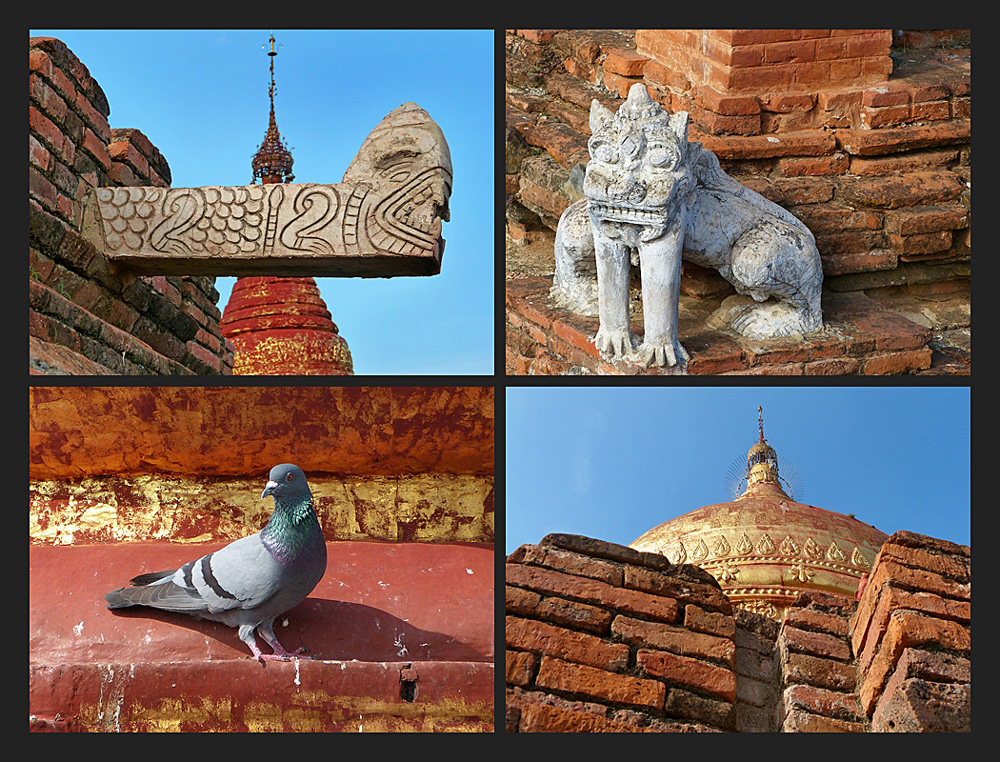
30 540 494 732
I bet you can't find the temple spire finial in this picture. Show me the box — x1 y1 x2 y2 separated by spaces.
745 406 783 493
252 31 294 185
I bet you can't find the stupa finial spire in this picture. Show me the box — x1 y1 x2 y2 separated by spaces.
252 32 295 184
745 406 782 492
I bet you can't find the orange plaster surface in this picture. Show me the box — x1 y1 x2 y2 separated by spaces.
29 386 494 480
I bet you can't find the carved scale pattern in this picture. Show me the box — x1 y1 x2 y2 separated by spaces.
94 178 444 259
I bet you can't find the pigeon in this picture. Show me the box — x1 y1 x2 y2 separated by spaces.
105 463 327 664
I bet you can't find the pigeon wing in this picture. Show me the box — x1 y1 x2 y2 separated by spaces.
184 533 283 614
105 534 281 614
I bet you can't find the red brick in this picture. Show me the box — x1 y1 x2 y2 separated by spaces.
727 30 800 45
602 70 644 100
29 134 52 172
861 104 912 129
778 153 849 176
859 611 970 714
793 61 834 89
860 56 894 83
835 119 970 156
836 171 965 209
29 48 53 78
506 562 679 623
911 100 950 122
782 708 865 732
29 105 68 159
517 699 639 732
759 92 816 113
783 684 864 723
764 40 816 65
863 86 909 108
81 127 111 171
612 615 735 667
506 649 537 686
694 86 760 116
601 47 648 77
871 678 970 732
827 57 863 85
684 604 736 638
784 607 850 638
536 656 666 709
782 624 852 662
725 62 793 93
637 648 737 702
624 565 732 614
29 166 58 211
516 544 623 586
691 106 761 136
724 42 763 68
814 37 850 61
853 583 971 666
897 230 953 258
845 30 892 58
518 30 556 44
698 129 835 159
506 615 630 672
783 650 857 692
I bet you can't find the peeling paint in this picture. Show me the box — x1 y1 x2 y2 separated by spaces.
30 474 494 546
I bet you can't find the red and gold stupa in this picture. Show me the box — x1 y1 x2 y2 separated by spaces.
221 34 353 375
630 408 887 620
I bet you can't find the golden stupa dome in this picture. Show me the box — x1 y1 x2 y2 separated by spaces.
630 408 888 620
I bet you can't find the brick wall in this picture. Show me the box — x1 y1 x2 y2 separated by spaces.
506 534 738 731
505 29 970 375
506 529 970 732
778 591 866 731
29 37 234 375
851 531 971 731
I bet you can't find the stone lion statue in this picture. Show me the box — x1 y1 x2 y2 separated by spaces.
552 83 824 368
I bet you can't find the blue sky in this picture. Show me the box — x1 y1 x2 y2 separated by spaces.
505 386 971 554
32 29 494 375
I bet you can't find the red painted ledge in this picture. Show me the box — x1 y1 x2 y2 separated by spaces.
30 541 494 731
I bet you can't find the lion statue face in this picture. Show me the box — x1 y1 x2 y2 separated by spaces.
583 85 694 243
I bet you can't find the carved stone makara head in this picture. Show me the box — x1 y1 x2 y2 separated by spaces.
343 102 453 259
583 84 695 243
83 102 452 278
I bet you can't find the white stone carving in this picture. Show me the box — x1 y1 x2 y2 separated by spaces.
552 84 824 368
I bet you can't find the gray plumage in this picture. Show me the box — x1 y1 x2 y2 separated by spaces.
105 463 327 663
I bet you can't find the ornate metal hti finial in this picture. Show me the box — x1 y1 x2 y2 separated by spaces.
252 32 295 184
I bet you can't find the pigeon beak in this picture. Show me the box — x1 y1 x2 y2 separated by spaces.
261 480 280 499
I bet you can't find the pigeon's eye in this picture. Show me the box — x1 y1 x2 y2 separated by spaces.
286 473 294 482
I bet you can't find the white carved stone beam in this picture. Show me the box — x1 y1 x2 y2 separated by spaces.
81 103 452 278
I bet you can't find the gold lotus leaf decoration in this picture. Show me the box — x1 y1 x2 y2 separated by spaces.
779 535 800 556
757 533 776 555
826 540 846 563
691 538 709 562
714 536 731 557
735 532 754 555
803 536 823 560
851 546 871 570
